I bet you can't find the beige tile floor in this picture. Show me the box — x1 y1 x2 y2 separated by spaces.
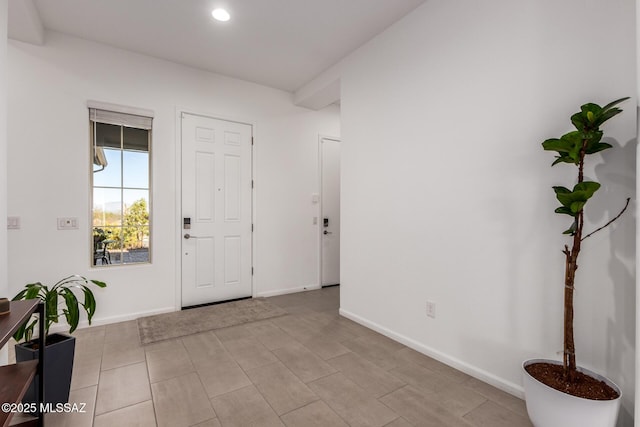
11 286 533 426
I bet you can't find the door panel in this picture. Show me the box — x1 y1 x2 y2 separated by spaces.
181 113 252 307
196 152 215 221
224 155 241 220
196 237 215 288
224 236 241 285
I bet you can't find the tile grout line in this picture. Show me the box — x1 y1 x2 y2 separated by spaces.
143 343 160 427
91 340 106 423
92 399 156 421
220 334 301 421
460 379 529 419
192 364 219 425
214 319 329 423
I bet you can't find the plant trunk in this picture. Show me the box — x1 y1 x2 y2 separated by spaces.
564 140 588 381
563 217 581 381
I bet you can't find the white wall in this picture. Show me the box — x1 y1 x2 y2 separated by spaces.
0 0 8 365
636 1 640 423
339 0 636 425
0 0 7 298
7 32 339 323
253 108 340 296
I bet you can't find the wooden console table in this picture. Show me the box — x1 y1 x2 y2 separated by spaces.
0 300 45 427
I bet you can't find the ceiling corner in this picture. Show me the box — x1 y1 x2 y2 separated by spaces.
294 62 343 111
8 0 45 45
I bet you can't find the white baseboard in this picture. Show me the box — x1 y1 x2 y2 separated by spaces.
339 308 525 399
48 306 177 333
256 284 321 298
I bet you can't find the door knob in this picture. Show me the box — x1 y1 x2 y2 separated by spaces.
323 230 332 235
184 233 198 239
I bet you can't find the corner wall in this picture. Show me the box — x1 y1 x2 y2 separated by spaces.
7 32 339 323
339 0 636 424
0 1 7 296
0 0 8 365
636 0 640 422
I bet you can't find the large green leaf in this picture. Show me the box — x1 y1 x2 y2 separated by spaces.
13 320 27 342
563 132 581 163
554 206 575 216
23 283 43 301
542 138 573 153
585 142 612 155
53 274 84 291
596 108 623 127
570 201 586 214
551 155 576 166
544 127 610 164
543 132 582 164
571 98 629 131
552 182 600 230
571 104 601 130
12 283 44 341
580 103 601 116
582 130 603 152
60 288 80 334
574 181 601 195
601 97 630 111
90 279 107 288
45 289 58 328
555 181 600 209
21 318 38 342
552 186 571 195
80 285 97 323
12 288 29 301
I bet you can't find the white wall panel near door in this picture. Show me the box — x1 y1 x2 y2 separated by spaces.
321 137 341 287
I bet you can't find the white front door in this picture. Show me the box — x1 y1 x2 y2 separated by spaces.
181 113 252 307
321 137 340 286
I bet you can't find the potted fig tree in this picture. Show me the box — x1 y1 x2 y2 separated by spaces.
12 275 106 405
522 98 630 427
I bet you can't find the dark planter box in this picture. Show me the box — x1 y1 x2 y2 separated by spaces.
15 333 76 405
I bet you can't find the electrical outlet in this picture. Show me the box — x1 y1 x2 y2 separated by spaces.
426 300 436 318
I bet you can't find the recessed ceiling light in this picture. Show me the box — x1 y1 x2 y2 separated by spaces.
212 8 230 22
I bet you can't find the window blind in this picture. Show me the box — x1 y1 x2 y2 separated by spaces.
89 108 153 130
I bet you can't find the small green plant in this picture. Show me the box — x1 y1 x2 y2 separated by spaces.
542 97 630 382
12 275 107 342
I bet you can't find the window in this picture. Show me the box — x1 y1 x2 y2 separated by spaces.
90 106 152 266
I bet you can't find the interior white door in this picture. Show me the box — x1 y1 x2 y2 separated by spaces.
321 138 340 286
181 113 252 307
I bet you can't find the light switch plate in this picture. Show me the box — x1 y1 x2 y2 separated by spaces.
7 216 20 230
57 217 79 230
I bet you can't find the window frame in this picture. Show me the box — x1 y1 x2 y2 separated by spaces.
89 107 153 268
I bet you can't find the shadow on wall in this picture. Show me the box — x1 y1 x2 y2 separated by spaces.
593 136 636 427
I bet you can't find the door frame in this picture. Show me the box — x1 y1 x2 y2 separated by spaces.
174 108 256 310
317 134 341 288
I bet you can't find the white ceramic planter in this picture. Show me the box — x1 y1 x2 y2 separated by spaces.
522 359 621 427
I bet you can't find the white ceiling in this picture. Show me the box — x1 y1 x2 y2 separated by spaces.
11 0 426 92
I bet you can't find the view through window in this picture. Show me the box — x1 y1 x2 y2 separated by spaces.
91 108 151 266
